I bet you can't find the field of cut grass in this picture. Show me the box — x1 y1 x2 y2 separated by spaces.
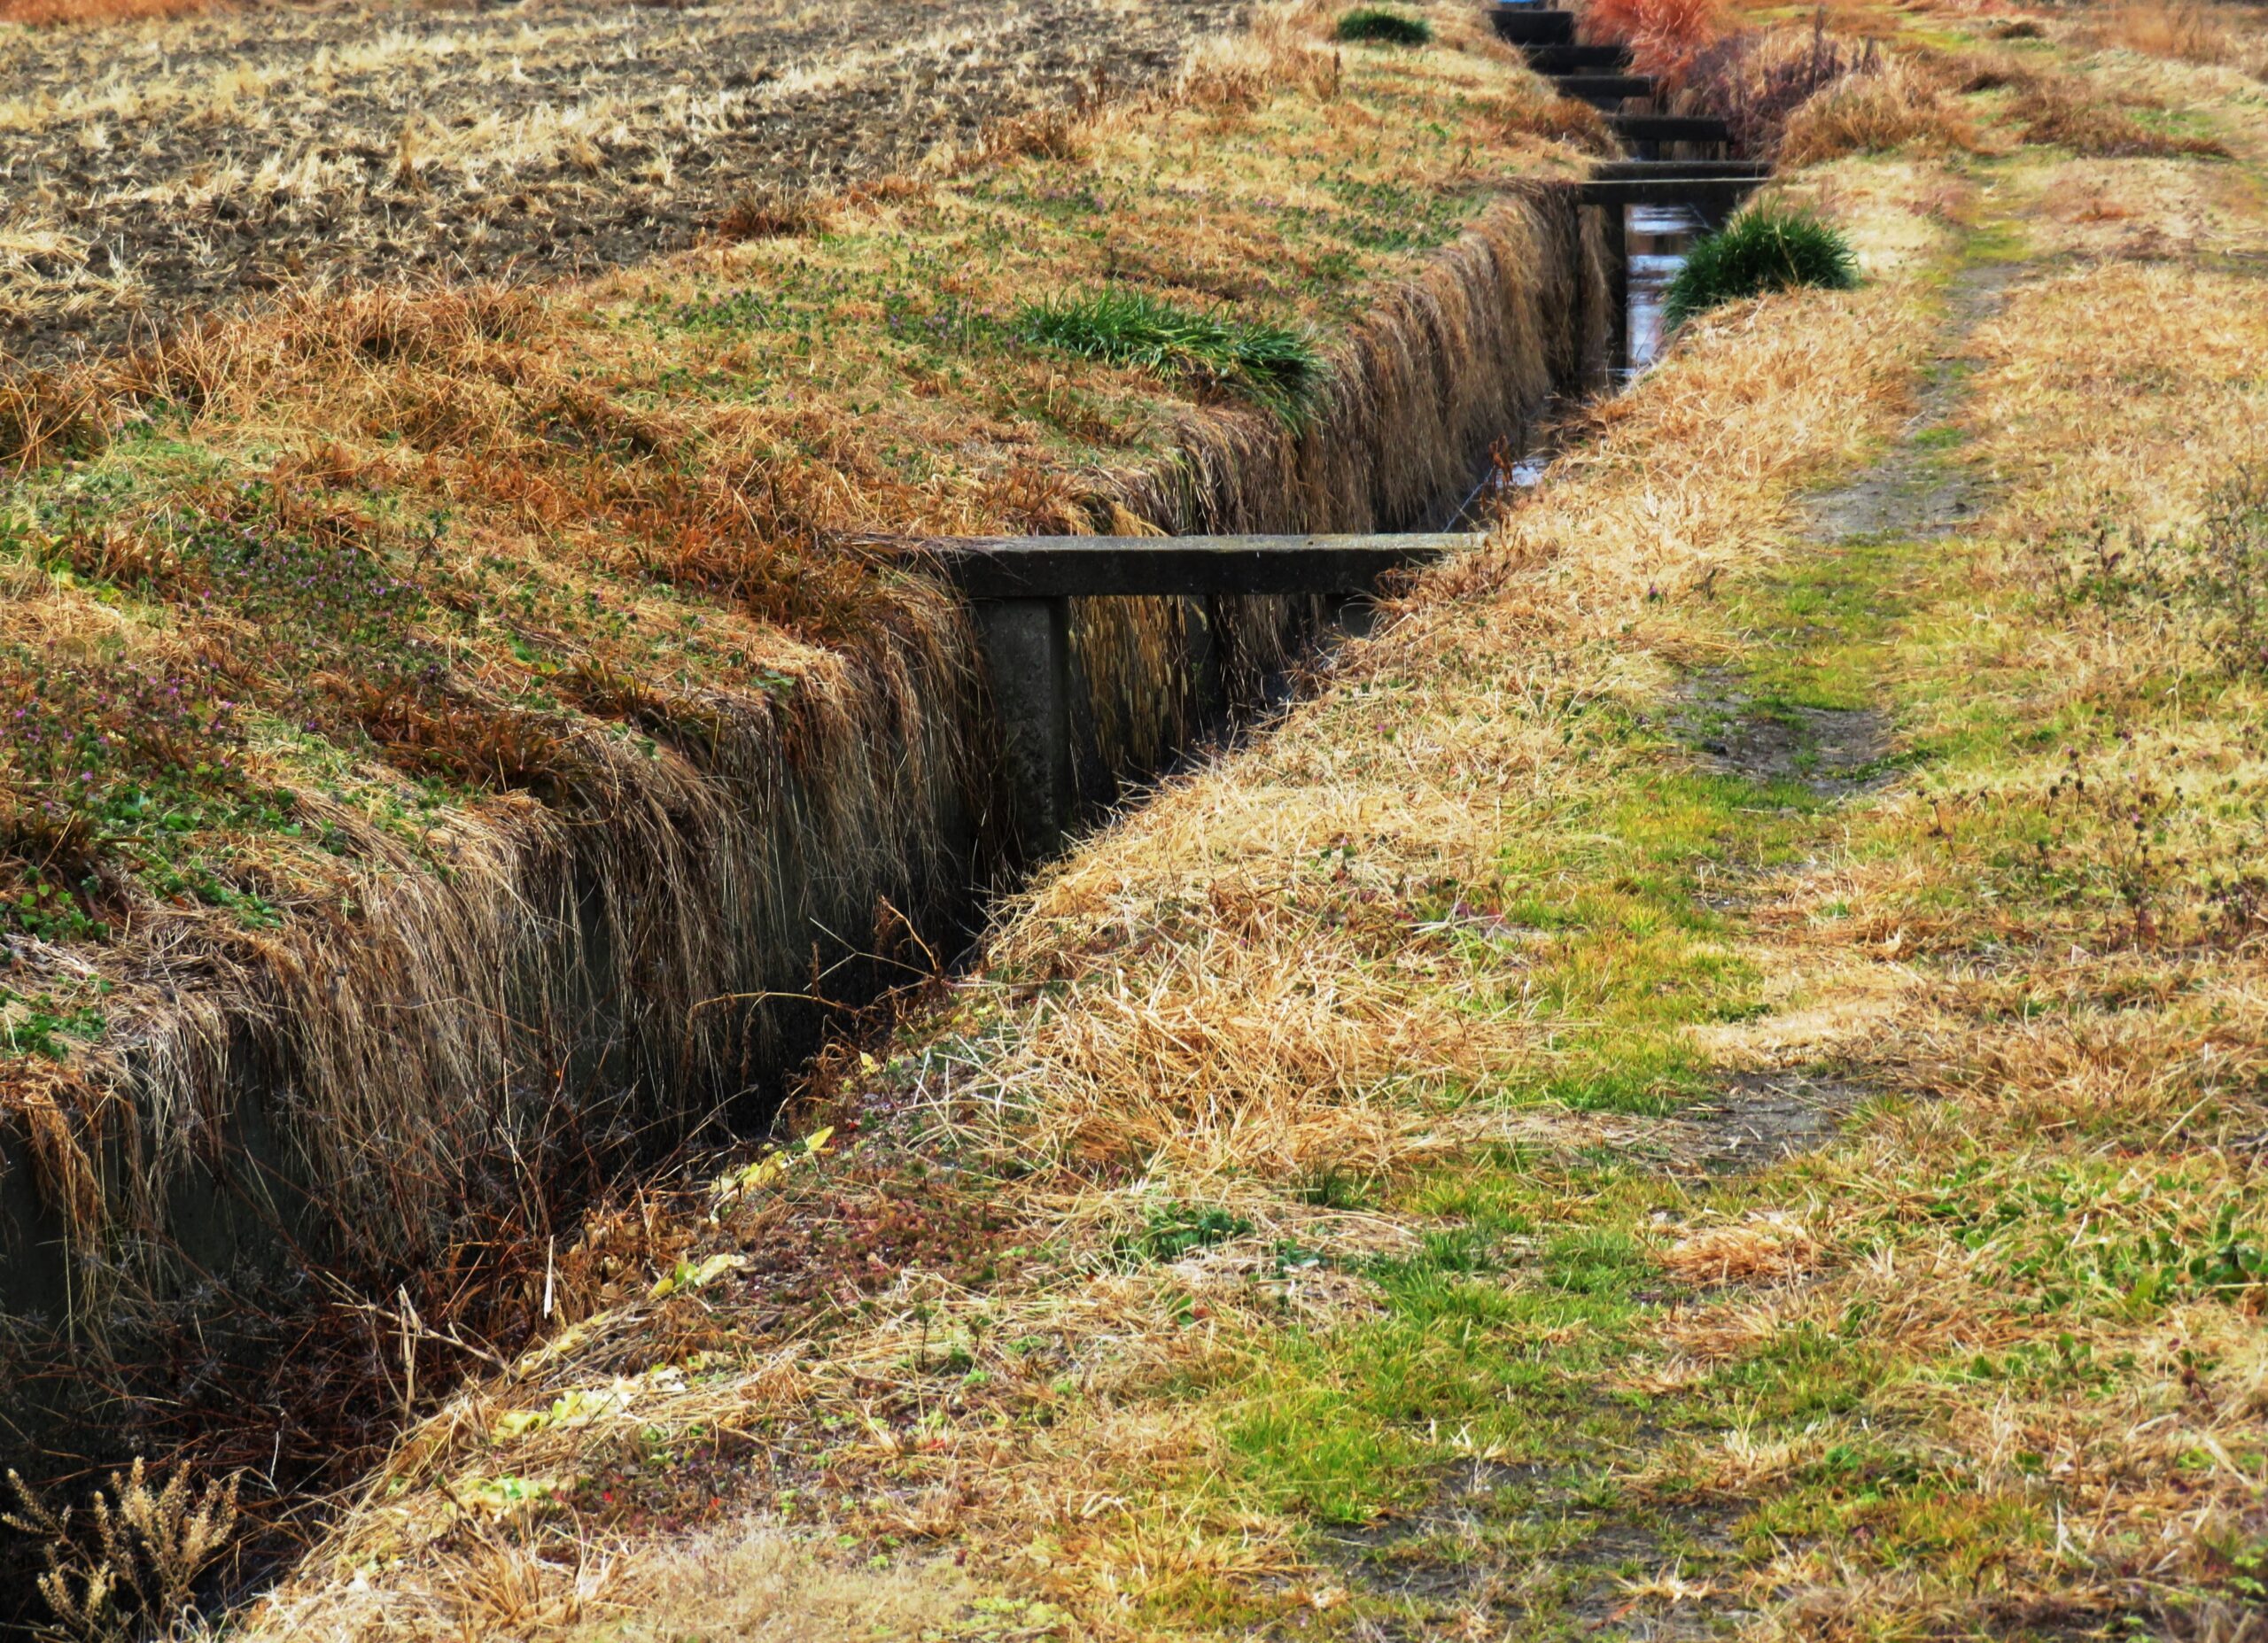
0 0 1246 365
181 5 2268 1640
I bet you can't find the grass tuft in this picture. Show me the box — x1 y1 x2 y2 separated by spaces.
1662 206 1860 331
1332 7 1432 46
1779 58 1977 166
1015 288 1324 425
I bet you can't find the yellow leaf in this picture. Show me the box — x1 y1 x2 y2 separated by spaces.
492 1407 551 1440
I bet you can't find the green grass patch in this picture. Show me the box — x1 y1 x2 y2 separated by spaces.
1114 1201 1254 1266
1332 7 1433 45
1014 289 1324 426
1221 1221 1640 1523
1664 207 1861 331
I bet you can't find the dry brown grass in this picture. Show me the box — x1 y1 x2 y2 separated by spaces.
0 0 210 21
0 0 1591 1321
1603 134 2268 1639
225 68 2268 1629
0 0 1614 1593
1778 54 1981 164
1582 0 1730 81
2011 74 2232 156
19 6 2266 1638
1658 1210 1820 1283
2097 0 2241 64
249 1520 979 1642
1682 19 1890 158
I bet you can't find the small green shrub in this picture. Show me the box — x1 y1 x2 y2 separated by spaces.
1333 7 1433 45
1661 206 1860 330
1016 289 1324 425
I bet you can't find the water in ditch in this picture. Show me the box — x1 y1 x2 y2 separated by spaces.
1623 201 1705 384
1436 202 1705 529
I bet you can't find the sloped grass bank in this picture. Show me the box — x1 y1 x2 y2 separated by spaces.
223 146 1938 1643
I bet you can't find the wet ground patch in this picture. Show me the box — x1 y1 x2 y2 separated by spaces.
1672 673 1895 796
1678 1072 1867 1177
1313 1439 1750 1638
1803 260 2022 546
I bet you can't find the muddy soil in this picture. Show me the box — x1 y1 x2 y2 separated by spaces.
1800 260 2022 545
0 0 1244 366
1318 1454 1748 1639
1674 675 1895 795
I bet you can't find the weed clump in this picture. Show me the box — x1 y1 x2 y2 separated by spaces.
0 370 109 472
1661 207 1859 330
1687 20 1876 157
1583 0 1726 84
2040 472 2268 677
713 189 815 243
1016 289 1324 425
1115 1202 1253 1265
1332 7 1431 45
5 1461 241 1643
1778 58 1978 166
2188 469 2268 673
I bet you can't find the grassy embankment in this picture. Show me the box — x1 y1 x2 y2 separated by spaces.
214 3 2268 1639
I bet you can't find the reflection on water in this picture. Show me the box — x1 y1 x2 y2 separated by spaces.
1623 201 1705 384
1436 440 1551 528
1439 202 1712 523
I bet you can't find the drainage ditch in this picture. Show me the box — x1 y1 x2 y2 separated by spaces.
0 30 1735 1588
0 183 1632 1624
1624 202 1706 381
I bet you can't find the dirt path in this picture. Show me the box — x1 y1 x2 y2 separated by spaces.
1428 254 2017 1639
